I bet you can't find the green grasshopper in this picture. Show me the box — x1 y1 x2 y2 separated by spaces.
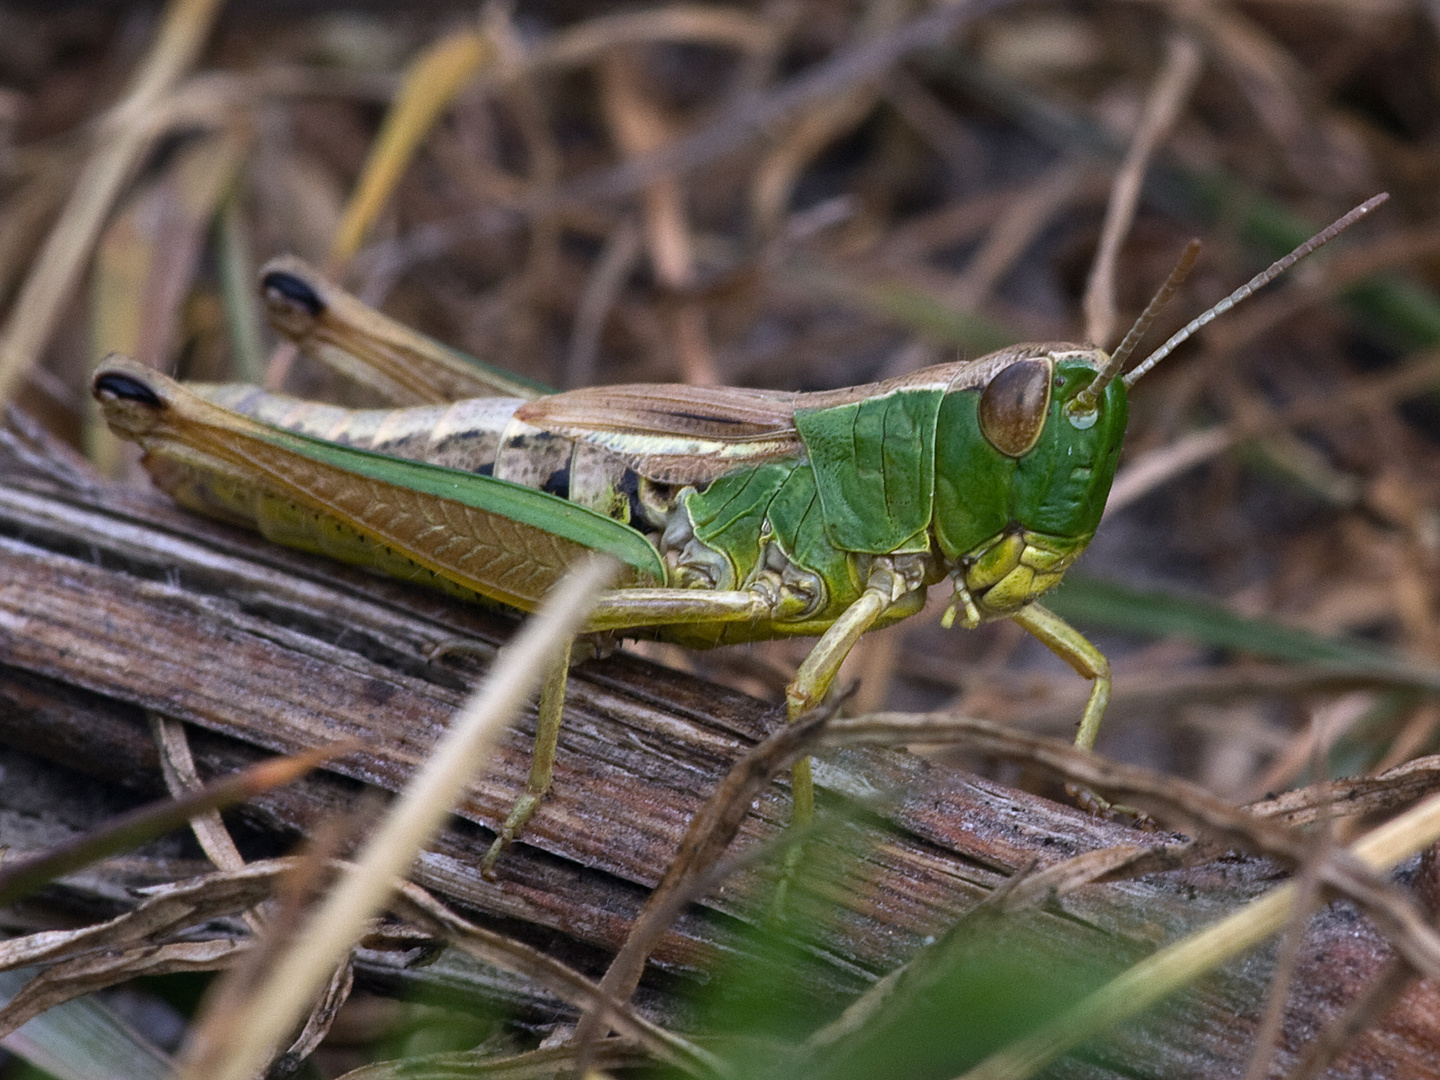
92 196 1384 873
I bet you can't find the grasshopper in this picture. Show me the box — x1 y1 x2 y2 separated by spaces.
92 196 1384 873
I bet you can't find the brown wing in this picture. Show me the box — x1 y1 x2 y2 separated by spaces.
516 384 804 484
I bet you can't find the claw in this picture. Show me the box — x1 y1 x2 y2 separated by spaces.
481 792 545 879
1066 783 1151 827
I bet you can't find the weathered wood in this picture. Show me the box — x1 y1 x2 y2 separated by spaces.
1 414 1437 1078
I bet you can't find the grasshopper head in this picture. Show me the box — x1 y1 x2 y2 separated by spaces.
930 343 1128 626
933 344 1128 583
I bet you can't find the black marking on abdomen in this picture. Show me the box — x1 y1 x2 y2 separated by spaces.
618 469 645 526
542 464 571 500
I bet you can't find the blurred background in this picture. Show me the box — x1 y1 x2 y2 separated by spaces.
3 0 1439 818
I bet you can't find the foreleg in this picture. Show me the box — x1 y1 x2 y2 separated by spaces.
1010 602 1112 752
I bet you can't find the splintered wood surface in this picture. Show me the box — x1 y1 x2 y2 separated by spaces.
2 416 1438 1080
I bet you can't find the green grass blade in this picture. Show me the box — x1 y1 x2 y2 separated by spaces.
1048 573 1423 673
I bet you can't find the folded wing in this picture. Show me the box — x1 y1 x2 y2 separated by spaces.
516 383 805 485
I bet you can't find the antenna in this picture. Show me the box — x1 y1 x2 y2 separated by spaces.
1074 239 1201 410
1120 193 1388 389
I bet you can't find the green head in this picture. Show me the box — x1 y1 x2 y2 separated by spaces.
931 345 1128 568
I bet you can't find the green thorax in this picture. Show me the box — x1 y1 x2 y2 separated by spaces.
684 461 870 633
792 387 942 555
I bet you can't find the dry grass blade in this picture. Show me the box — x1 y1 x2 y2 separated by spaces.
90 130 249 373
0 940 243 1040
1108 319 1440 512
564 216 642 388
387 880 720 1076
531 7 776 72
1082 34 1202 349
151 713 247 872
599 47 715 383
563 0 1012 205
0 743 350 908
88 128 249 472
1104 425 1235 512
1252 755 1440 827
176 557 617 1080
0 861 284 982
946 166 1083 312
362 0 1012 266
328 27 493 270
748 2 903 239
0 0 224 405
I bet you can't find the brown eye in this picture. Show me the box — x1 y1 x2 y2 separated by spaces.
978 357 1052 457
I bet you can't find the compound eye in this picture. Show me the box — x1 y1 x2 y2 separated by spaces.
978 357 1052 457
